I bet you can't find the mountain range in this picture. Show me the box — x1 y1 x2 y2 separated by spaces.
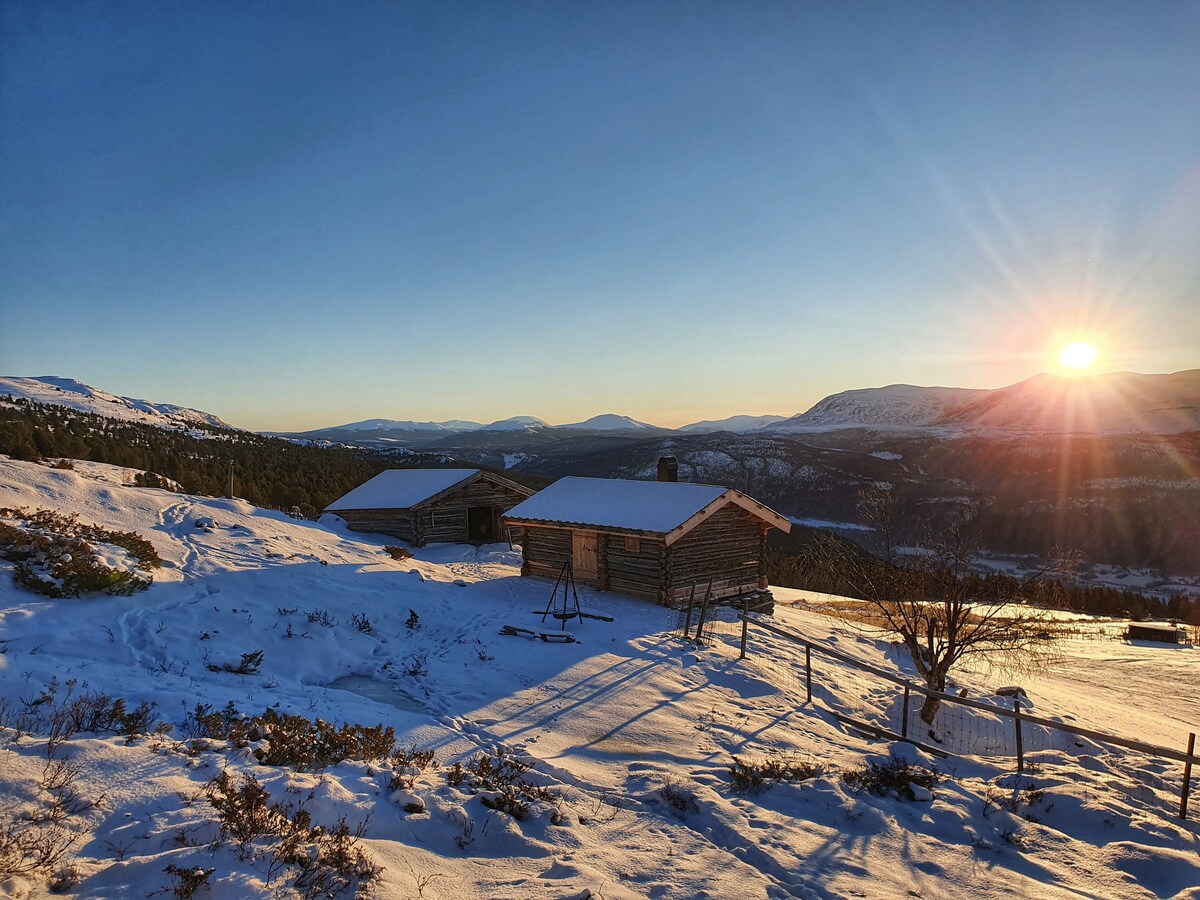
4 370 1199 579
274 369 1200 450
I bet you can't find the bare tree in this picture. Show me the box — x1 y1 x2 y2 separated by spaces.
807 490 1062 728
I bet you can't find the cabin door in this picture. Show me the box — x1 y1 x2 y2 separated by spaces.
467 506 496 544
571 530 599 581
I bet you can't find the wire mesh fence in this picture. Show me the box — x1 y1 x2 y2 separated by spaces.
669 602 1199 821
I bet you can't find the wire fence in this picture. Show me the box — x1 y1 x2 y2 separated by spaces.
669 594 1198 821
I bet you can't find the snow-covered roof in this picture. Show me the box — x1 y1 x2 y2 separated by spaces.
502 476 790 544
325 469 482 511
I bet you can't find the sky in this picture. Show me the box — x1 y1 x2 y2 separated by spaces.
2 1 1198 431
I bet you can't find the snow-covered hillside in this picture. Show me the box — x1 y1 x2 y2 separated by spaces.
771 384 988 431
946 370 1200 434
770 370 1200 435
1 456 1197 898
0 376 232 431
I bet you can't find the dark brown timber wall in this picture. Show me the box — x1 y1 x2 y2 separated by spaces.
601 533 668 602
331 509 417 543
665 504 766 604
522 526 572 579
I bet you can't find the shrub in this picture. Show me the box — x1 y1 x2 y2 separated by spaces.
657 777 699 813
205 650 264 676
204 771 378 896
0 507 160 598
383 546 412 561
305 609 336 627
163 864 215 898
178 705 395 772
351 612 372 634
250 710 395 771
180 701 243 741
729 754 821 793
0 815 81 882
842 758 938 800
387 746 438 790
446 749 558 821
49 459 75 471
132 471 180 492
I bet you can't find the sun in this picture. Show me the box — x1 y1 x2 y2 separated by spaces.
1059 341 1098 371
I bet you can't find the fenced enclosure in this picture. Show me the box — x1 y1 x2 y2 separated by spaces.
670 594 1198 821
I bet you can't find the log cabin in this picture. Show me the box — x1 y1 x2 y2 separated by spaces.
1124 622 1189 644
325 469 534 547
502 474 791 606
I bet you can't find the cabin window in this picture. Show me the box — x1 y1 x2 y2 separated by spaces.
624 536 640 553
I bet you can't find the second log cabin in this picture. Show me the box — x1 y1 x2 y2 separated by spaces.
502 475 791 606
325 468 534 547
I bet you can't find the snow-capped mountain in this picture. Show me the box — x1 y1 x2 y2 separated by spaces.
0 376 232 430
771 384 986 432
555 414 661 431
679 414 788 433
478 415 551 432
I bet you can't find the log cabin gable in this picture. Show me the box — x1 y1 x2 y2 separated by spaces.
661 491 790 546
409 470 533 511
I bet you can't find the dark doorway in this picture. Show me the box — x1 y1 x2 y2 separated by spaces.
467 506 496 543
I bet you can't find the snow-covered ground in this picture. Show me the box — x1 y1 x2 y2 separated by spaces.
1 456 1197 899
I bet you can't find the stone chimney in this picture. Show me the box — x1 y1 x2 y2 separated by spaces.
657 456 678 483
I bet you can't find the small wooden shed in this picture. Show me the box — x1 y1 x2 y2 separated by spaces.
502 476 791 605
325 469 534 547
1125 622 1188 644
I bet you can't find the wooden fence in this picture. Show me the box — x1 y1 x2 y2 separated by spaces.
679 602 1199 821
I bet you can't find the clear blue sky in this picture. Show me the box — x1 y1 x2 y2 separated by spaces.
2 1 1198 430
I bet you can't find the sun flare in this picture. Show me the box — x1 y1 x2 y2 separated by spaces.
1059 341 1098 371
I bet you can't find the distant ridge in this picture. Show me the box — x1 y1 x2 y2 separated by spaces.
679 414 788 433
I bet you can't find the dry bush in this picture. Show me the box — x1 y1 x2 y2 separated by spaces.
729 754 821 793
0 507 160 598
204 649 264 675
447 749 558 820
205 771 378 898
388 746 438 790
842 758 938 799
657 776 700 814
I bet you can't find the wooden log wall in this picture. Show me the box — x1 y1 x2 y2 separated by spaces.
602 534 668 602
666 505 765 603
417 476 533 545
522 526 572 579
333 509 417 543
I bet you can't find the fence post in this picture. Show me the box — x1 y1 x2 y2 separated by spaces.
682 583 696 638
739 596 749 659
901 685 910 739
804 644 812 703
694 577 713 646
1013 698 1024 775
1181 732 1195 820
